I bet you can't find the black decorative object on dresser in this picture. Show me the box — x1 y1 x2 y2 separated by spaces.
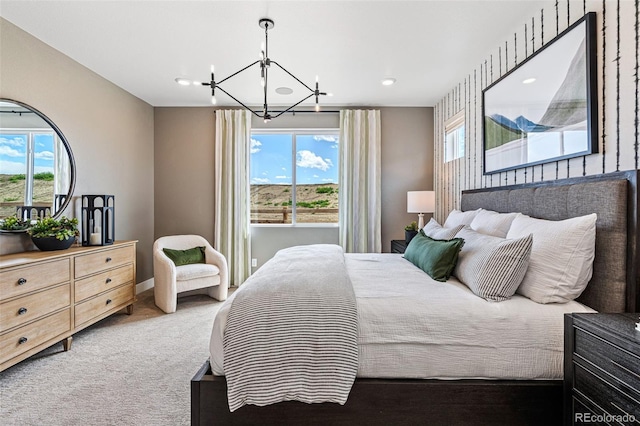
564 313 640 426
391 240 407 254
81 195 115 246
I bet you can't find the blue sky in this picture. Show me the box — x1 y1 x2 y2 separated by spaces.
0 132 55 175
250 133 339 185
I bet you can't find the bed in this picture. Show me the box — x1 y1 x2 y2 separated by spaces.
191 170 640 425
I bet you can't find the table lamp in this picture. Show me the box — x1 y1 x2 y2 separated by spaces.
407 191 435 229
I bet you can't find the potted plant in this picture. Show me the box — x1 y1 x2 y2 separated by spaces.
404 221 419 244
27 216 79 251
0 216 30 233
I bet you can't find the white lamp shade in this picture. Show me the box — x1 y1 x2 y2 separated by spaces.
407 191 435 213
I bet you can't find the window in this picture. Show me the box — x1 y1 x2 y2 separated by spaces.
250 130 339 224
444 110 465 162
0 130 56 218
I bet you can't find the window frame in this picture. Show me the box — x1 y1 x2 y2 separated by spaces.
0 128 56 207
444 110 465 163
249 128 340 228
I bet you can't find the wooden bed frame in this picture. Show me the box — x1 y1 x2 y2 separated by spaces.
192 170 639 425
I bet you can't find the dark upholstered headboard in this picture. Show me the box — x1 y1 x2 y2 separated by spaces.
461 170 639 313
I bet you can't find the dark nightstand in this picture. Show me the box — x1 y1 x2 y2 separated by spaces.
391 240 407 254
564 313 640 426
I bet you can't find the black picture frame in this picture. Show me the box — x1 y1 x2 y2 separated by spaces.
482 12 598 175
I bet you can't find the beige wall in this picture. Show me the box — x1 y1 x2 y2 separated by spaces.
380 107 434 252
0 18 155 281
154 108 216 242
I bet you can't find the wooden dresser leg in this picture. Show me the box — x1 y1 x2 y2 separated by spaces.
126 304 134 315
62 336 73 351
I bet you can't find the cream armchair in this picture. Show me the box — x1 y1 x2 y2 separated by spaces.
153 235 228 313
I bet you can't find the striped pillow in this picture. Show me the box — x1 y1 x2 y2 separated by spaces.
454 227 533 302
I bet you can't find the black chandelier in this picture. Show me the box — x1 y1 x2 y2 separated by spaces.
176 18 327 122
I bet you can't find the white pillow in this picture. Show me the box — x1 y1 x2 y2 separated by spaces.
470 209 519 238
422 218 464 240
506 213 597 304
443 209 481 229
454 227 533 302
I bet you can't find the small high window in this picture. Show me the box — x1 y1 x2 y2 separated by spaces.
444 111 465 162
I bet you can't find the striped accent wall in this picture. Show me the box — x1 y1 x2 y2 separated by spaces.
434 0 640 222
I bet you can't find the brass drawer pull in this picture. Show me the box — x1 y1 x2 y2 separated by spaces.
17 278 27 285
18 337 28 344
17 307 28 315
106 299 112 305
106 257 112 263
106 278 112 284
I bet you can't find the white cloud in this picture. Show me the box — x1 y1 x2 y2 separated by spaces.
35 165 54 174
0 145 24 157
0 136 25 147
34 150 54 161
251 177 270 184
262 171 268 175
0 159 26 174
313 135 337 142
250 138 262 154
275 175 288 179
296 150 333 171
281 167 286 171
322 178 336 182
330 144 338 149
313 174 319 178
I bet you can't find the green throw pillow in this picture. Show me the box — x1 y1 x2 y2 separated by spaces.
162 246 206 266
403 232 465 282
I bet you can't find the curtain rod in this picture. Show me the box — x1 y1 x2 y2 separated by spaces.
214 109 340 115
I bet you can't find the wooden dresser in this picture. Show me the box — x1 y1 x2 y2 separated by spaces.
564 313 640 425
0 240 137 372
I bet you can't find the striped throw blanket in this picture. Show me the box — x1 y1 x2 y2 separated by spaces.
223 244 358 412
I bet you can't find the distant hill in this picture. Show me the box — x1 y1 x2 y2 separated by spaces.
250 183 339 223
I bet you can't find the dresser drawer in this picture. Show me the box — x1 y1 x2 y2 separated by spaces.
74 245 133 278
573 362 640 420
575 326 640 397
0 309 71 365
0 283 70 333
75 264 134 302
0 259 70 301
74 284 133 327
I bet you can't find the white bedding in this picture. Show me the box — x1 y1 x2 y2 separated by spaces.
210 253 595 380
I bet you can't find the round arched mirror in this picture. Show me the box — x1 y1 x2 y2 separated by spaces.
0 99 76 220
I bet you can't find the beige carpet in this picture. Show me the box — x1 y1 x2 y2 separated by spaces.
0 289 225 426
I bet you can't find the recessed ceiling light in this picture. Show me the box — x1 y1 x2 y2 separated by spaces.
175 77 192 86
382 78 396 86
522 78 536 84
275 87 293 95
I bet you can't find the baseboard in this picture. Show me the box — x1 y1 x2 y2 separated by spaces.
136 278 154 294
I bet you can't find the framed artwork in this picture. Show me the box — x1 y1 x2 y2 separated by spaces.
482 12 598 175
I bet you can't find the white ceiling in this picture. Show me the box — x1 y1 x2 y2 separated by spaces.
0 0 552 108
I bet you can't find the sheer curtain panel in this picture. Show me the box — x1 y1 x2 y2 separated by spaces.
214 110 251 286
339 109 382 253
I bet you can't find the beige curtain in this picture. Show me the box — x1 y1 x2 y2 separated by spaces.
214 110 251 286
338 109 382 253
